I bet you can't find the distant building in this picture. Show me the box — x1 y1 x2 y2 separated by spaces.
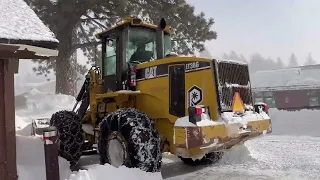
251 64 320 110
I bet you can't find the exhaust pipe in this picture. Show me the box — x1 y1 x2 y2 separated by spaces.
156 18 167 59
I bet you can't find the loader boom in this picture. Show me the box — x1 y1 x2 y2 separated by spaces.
74 74 90 119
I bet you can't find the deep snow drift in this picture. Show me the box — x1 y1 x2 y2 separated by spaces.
16 135 72 180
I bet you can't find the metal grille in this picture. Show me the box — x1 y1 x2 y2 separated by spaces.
215 60 252 111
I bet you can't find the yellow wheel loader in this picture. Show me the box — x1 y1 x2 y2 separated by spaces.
31 17 272 172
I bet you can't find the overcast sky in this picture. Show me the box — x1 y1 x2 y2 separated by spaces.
20 0 320 77
186 0 320 64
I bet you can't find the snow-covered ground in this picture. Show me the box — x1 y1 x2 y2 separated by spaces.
14 71 320 180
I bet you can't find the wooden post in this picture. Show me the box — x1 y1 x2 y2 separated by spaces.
43 126 60 180
0 59 18 180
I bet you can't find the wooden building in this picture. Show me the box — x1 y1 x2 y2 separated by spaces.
251 64 320 110
0 0 58 179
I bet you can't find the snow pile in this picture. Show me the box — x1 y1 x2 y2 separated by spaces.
268 108 320 136
68 166 162 180
16 135 72 180
0 0 58 42
219 144 257 165
14 74 84 96
15 88 75 136
16 134 163 180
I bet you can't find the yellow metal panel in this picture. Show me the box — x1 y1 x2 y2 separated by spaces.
135 76 170 121
201 125 228 143
154 118 175 153
248 119 271 133
136 57 212 69
135 57 219 123
184 69 219 120
174 127 187 148
95 91 142 99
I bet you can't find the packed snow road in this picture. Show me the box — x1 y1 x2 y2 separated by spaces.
161 109 320 180
162 135 320 180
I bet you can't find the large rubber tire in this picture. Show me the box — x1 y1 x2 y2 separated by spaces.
179 152 224 166
50 110 85 168
98 108 162 172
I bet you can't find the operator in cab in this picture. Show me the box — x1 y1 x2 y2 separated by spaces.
129 43 154 63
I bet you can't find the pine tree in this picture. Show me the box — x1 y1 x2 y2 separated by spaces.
25 0 217 95
304 52 316 65
288 53 298 67
276 57 284 68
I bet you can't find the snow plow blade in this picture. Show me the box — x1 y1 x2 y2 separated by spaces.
173 105 272 159
31 118 51 136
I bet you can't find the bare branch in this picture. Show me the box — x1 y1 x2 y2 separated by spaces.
83 14 108 29
80 17 110 21
79 25 91 42
74 41 101 50
66 41 102 59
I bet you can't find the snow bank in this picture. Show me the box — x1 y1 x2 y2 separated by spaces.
15 88 75 136
17 135 163 180
68 165 162 180
219 144 257 165
14 74 84 96
268 108 320 136
16 135 72 180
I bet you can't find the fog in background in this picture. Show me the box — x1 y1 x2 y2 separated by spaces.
18 0 320 80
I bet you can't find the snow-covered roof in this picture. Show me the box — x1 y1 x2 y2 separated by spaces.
0 0 58 45
251 64 320 90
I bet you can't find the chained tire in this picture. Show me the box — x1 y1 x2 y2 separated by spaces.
50 110 85 168
179 152 224 166
98 108 162 172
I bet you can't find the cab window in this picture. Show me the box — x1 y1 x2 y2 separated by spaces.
104 38 116 76
126 27 172 64
126 28 156 64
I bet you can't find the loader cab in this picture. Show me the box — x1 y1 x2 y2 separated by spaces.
95 18 172 92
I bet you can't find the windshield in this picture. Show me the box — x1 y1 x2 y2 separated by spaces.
126 27 171 64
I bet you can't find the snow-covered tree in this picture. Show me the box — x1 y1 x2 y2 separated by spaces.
304 52 316 65
25 0 217 95
288 53 298 67
276 57 285 69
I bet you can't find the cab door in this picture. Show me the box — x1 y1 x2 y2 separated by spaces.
102 34 126 92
